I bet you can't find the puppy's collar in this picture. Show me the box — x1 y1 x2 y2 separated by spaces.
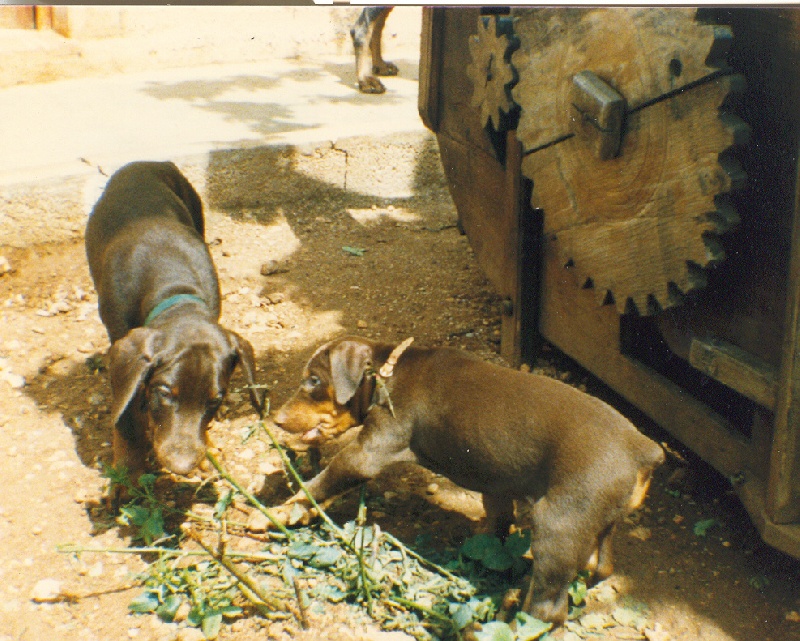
369 337 414 417
378 337 414 378
144 294 206 327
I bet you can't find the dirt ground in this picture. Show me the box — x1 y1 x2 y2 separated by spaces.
1 138 800 641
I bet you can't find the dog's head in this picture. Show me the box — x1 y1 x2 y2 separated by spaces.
273 337 376 445
108 324 263 475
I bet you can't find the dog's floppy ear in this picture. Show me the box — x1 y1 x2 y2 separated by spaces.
328 340 373 406
108 327 159 426
225 329 264 417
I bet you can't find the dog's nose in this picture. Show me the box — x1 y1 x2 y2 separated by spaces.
158 446 205 476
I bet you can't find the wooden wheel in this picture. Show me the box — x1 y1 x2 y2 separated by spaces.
511 8 749 315
465 15 519 131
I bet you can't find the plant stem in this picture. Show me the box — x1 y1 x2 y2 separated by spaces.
206 451 292 539
389 595 454 625
259 420 342 534
258 420 472 590
57 543 282 562
188 528 286 614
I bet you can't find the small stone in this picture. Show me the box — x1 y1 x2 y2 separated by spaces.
127 628 140 638
644 623 671 641
1 371 25 389
628 526 652 541
426 483 439 495
0 256 12 275
260 260 289 276
88 562 104 578
173 600 192 623
48 300 73 315
357 320 368 329
787 610 800 623
176 627 206 641
258 460 279 475
30 579 63 603
247 511 270 533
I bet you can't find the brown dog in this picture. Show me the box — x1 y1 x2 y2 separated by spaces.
273 336 664 624
85 161 263 483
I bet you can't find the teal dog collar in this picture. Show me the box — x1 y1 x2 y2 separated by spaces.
144 294 206 327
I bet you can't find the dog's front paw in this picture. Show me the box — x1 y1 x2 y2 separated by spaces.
358 76 386 94
246 502 315 532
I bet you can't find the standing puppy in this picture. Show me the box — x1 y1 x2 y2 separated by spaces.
85 161 263 482
273 336 664 625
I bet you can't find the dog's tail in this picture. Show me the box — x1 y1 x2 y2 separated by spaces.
628 439 665 511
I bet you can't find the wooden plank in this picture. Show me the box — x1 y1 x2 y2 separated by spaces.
539 244 750 478
768 163 800 524
737 477 800 560
436 134 508 291
689 338 777 409
418 8 446 132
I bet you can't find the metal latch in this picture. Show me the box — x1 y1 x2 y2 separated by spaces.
570 70 626 160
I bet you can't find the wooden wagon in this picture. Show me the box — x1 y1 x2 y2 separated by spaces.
418 7 800 558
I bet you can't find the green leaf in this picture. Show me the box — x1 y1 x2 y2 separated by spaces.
482 547 514 572
118 505 149 527
503 530 532 558
313 583 347 603
310 546 343 568
461 534 500 561
693 518 718 537
188 607 204 628
568 576 588 606
288 542 320 560
474 621 515 641
155 594 182 622
220 605 243 619
128 591 159 613
202 611 223 639
514 611 553 640
451 602 477 630
342 246 366 256
213 490 234 520
140 509 166 545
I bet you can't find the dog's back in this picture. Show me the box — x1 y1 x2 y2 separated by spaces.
395 347 663 499
85 161 218 342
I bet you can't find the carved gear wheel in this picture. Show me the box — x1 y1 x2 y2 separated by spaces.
466 15 520 132
510 8 749 315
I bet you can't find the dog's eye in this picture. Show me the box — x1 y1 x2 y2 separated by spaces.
149 385 173 410
303 375 321 391
207 394 225 412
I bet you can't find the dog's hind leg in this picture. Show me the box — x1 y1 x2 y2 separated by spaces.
369 7 398 78
351 7 394 94
521 495 587 625
481 493 515 540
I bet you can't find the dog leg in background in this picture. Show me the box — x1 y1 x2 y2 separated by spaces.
351 7 396 94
